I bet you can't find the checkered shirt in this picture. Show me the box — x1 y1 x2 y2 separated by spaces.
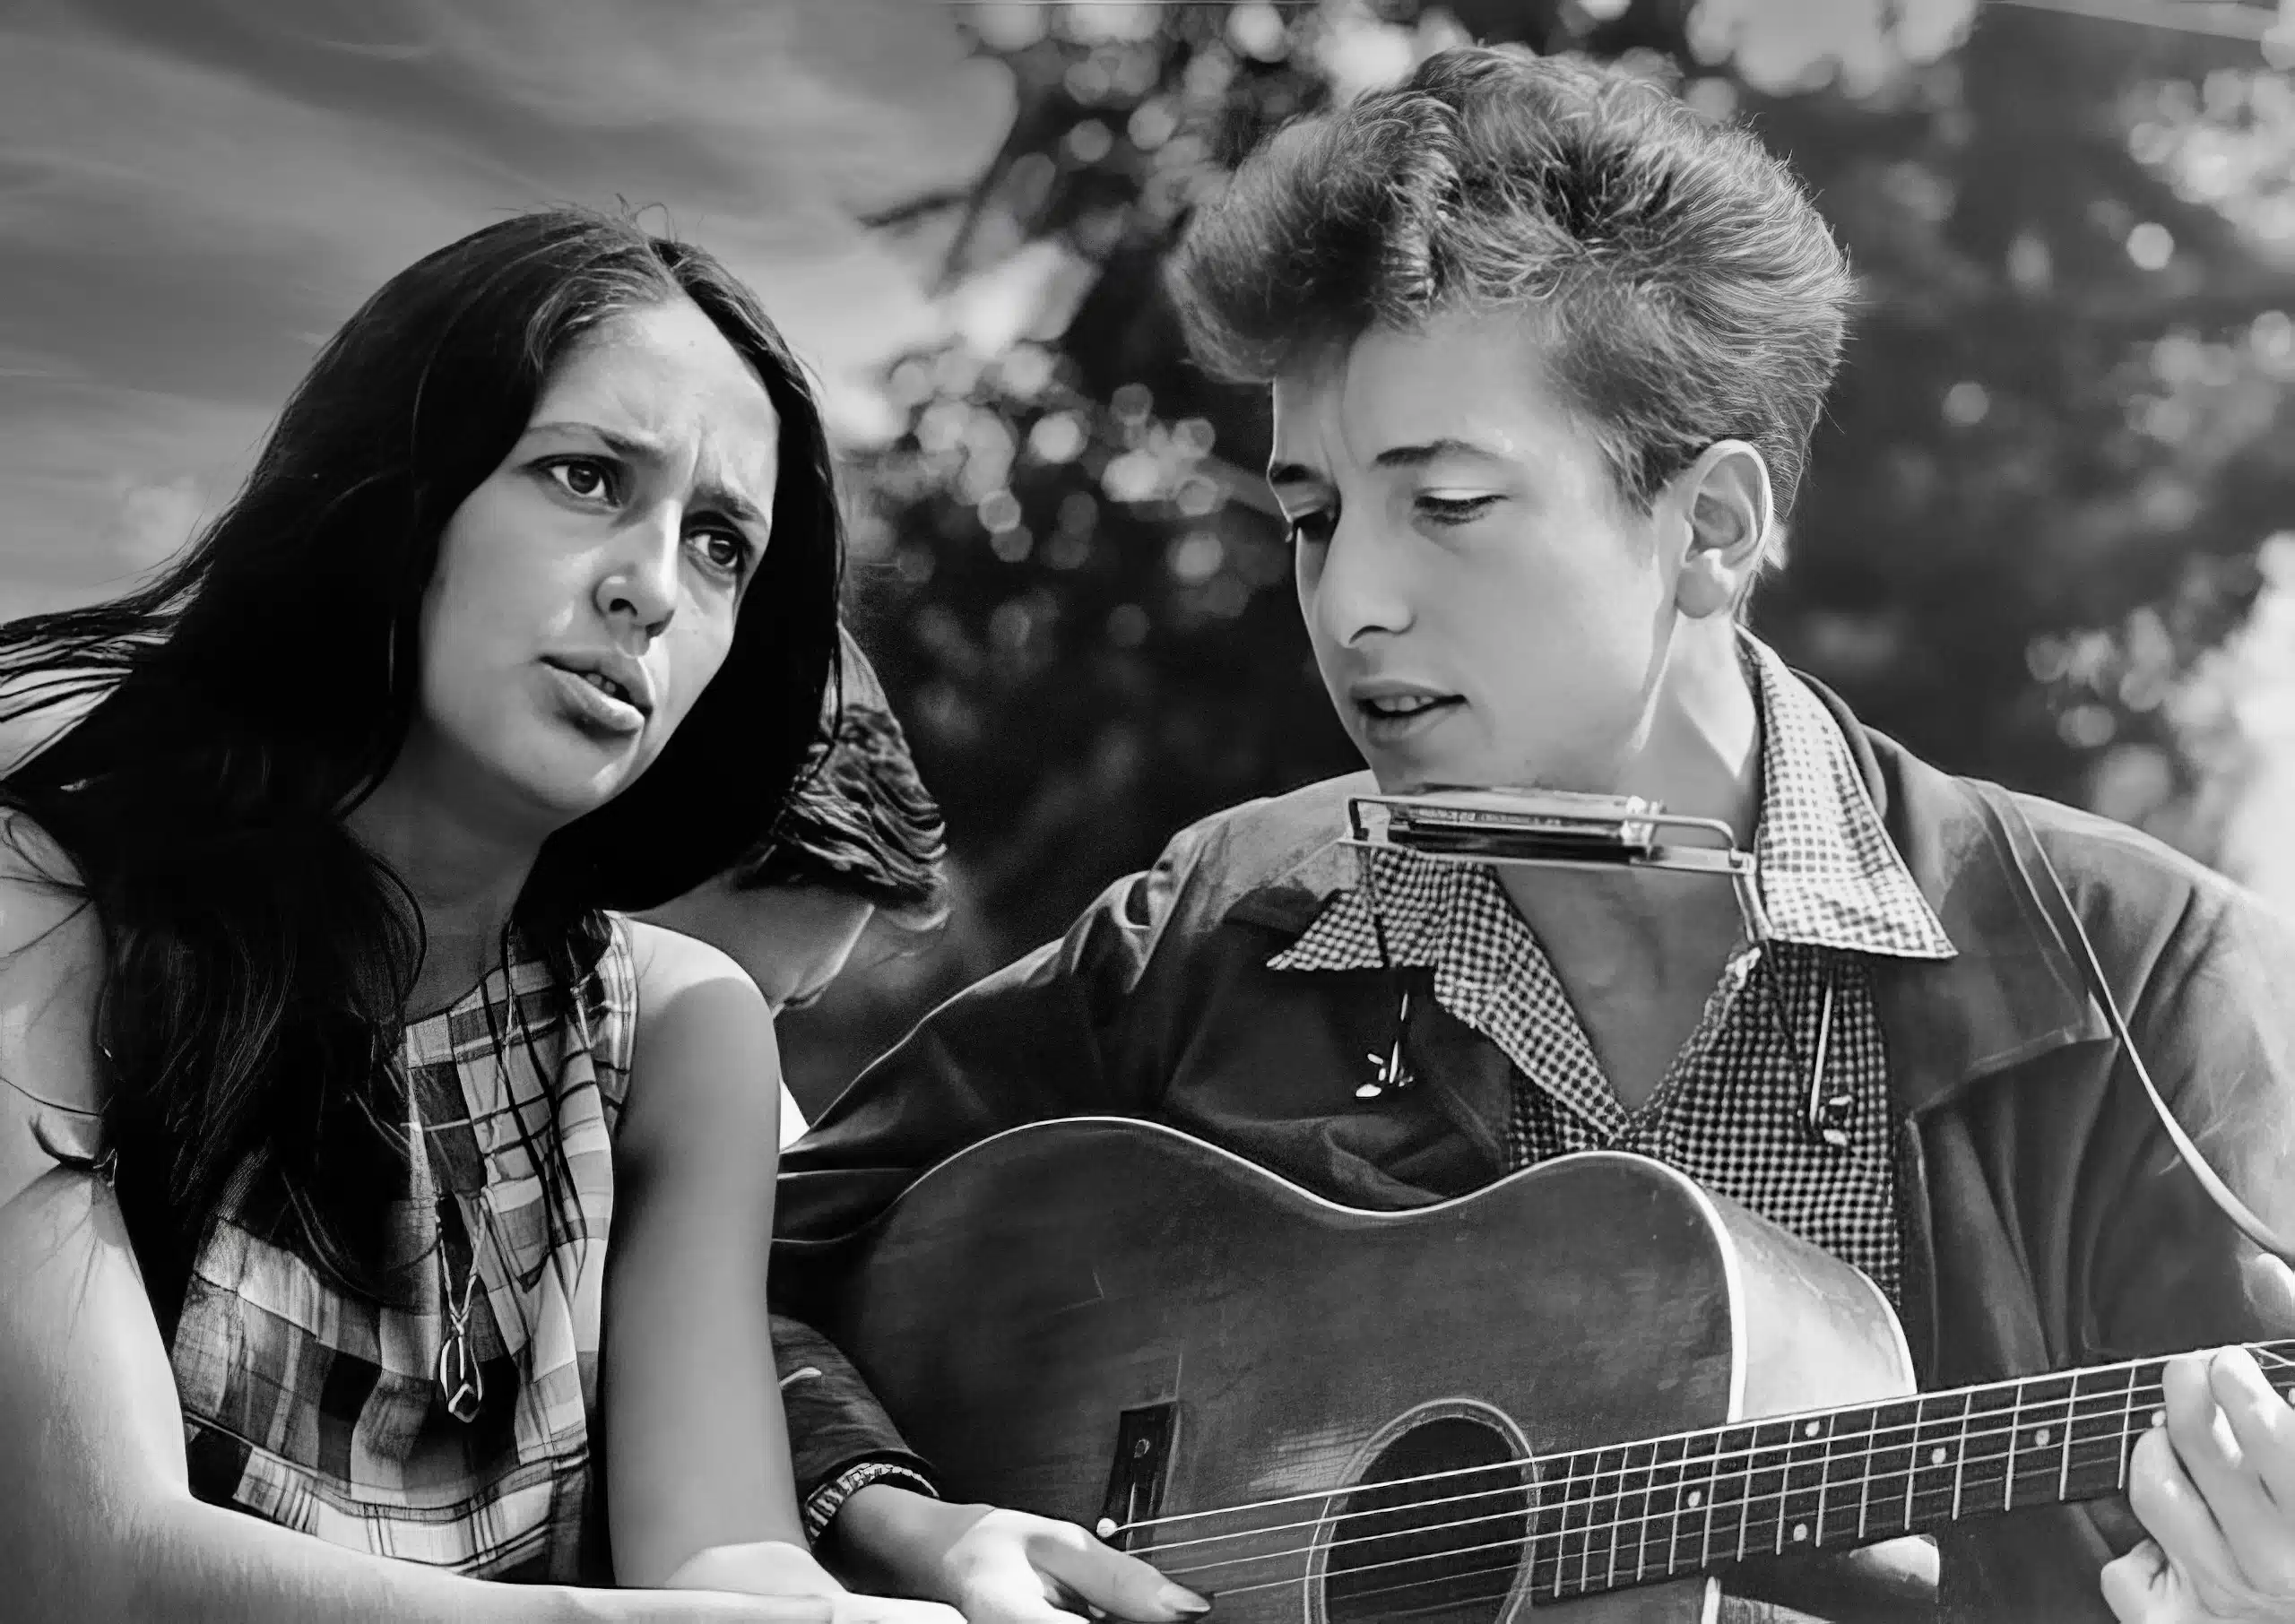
166 917 637 1580
1269 636 1956 1303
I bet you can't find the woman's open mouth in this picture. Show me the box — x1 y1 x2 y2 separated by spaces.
545 661 646 738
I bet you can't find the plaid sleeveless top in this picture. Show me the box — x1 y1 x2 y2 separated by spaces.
165 917 639 1580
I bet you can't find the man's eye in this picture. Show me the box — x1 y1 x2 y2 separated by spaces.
1284 510 1337 548
1418 494 1500 524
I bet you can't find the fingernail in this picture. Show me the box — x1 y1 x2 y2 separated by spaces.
1158 1582 1213 1615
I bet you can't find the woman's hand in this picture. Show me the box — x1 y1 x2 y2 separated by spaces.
2102 1343 2295 1622
663 1539 965 1622
829 1488 1211 1624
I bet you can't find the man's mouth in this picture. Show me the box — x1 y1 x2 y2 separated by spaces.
1359 694 1456 720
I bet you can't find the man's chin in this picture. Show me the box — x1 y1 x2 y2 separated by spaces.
1359 755 1582 798
1365 764 1435 796
1359 752 1472 797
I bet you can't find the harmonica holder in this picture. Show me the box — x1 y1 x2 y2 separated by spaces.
1338 789 1850 1143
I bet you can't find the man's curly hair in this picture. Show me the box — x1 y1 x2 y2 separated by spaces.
1166 46 1856 529
724 630 949 929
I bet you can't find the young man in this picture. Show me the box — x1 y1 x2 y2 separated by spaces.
764 48 2295 1624
644 626 950 1143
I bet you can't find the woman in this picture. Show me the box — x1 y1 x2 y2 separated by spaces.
0 211 955 1622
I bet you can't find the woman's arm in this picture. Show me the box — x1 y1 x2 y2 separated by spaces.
0 841 862 1624
607 923 832 1590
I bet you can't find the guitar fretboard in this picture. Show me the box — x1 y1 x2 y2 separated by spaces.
1511 1341 2295 1602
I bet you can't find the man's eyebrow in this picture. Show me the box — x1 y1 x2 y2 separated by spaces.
1372 436 1509 470
527 419 769 526
1267 436 1509 487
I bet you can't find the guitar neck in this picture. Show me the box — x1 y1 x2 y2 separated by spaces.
1520 1338 2295 1602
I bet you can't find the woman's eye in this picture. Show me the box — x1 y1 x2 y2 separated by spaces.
1283 510 1337 548
546 458 616 501
692 528 751 575
1419 494 1500 524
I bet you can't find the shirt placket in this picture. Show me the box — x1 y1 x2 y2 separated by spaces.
1616 940 1764 1160
1433 869 1629 1155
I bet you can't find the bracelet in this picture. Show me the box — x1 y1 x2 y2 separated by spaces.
802 1459 940 1545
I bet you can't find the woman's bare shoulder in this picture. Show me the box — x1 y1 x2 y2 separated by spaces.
624 914 768 1012
616 916 781 1168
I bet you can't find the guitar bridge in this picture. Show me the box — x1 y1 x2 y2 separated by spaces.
1093 1403 1177 1556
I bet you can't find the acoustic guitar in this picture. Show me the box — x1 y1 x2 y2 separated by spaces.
813 1117 2291 1622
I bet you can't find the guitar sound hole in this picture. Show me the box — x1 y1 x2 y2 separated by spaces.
1323 1416 1532 1624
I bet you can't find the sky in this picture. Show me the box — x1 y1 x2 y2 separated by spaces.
0 0 1016 619
4 0 2288 910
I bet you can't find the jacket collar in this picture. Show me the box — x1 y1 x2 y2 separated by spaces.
1816 678 2109 1110
1224 678 2107 1113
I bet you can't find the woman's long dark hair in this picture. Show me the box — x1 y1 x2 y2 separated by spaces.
0 209 844 1321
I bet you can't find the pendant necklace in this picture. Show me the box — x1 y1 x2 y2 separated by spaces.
431 1185 491 1423
412 953 515 1427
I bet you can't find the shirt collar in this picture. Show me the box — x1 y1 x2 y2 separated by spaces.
1741 635 1955 959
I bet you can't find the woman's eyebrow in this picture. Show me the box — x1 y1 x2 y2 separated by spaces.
527 419 767 525
529 418 661 460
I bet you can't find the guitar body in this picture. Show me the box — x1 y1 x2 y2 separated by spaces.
820 1119 1934 1622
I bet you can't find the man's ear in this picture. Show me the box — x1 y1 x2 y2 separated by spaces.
1671 441 1774 621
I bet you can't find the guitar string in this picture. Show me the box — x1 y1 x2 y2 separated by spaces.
1127 1366 2291 1591
1174 1401 2174 1614
1136 1395 2251 1578
1208 1452 2117 1617
1103 1343 2295 1543
1138 1404 2128 1570
1153 1420 2144 1592
1206 1535 1656 1608
1131 1376 2167 1559
1156 1412 2142 1600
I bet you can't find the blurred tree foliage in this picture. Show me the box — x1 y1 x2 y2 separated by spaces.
784 0 2295 1102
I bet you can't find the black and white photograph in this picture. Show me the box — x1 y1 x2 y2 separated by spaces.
3 2 2294 1620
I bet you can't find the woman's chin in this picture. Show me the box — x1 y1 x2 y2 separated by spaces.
498 745 650 829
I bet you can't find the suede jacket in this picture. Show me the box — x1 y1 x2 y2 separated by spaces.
768 682 2295 1623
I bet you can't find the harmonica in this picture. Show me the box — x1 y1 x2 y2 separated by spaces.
1344 786 1772 939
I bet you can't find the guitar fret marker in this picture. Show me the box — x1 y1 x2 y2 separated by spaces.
1803 1421 1820 1438
1929 1447 1948 1465
2033 1428 2050 1447
1685 1489 1702 1507
1793 1523 1809 1542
